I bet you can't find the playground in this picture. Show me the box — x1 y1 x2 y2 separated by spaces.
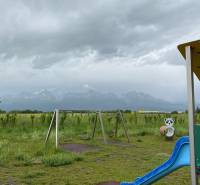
0 113 191 185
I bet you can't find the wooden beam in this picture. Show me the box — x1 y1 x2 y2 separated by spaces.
186 46 198 185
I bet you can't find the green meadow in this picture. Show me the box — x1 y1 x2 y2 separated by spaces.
0 112 194 184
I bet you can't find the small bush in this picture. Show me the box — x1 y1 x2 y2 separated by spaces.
73 155 84 162
42 153 74 167
15 153 26 161
34 150 44 157
0 154 7 166
15 153 32 166
135 129 148 136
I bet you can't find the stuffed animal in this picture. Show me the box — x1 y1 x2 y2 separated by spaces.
160 118 175 139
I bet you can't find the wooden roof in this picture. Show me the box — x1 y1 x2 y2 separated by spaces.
178 40 200 80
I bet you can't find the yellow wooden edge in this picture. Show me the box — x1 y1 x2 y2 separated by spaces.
178 40 200 80
178 40 200 59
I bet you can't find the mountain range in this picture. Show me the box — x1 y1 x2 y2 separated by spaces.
0 89 185 111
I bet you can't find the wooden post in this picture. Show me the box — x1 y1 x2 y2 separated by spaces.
45 110 56 144
185 46 198 185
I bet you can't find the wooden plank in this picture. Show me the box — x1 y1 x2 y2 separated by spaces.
178 40 200 80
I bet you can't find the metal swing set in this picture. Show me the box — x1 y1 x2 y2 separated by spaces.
45 109 130 148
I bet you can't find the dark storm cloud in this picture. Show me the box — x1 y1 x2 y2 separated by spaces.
0 0 200 68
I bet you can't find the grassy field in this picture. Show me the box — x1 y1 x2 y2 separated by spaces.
0 112 194 184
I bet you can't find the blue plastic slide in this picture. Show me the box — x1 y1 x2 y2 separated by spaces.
120 136 190 185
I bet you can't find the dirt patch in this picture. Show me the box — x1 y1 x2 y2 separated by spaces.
107 140 133 147
60 143 99 153
96 181 120 185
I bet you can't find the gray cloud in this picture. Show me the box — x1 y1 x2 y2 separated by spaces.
1 0 200 103
0 0 200 68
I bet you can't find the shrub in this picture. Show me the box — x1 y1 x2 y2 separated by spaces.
40 114 46 124
73 155 84 162
34 150 44 157
171 110 178 114
42 153 74 167
0 153 7 166
15 153 32 166
30 115 35 127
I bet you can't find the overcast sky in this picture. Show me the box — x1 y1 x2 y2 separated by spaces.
1 0 200 103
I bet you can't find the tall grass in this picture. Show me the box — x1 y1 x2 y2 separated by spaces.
0 111 190 140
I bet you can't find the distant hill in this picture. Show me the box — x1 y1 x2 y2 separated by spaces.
0 89 185 111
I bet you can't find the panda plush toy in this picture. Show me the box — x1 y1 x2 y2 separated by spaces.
164 118 174 127
160 118 175 139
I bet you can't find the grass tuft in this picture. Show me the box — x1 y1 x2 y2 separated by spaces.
15 153 32 166
42 153 74 167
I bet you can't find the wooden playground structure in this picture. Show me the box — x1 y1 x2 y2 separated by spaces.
178 40 200 185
